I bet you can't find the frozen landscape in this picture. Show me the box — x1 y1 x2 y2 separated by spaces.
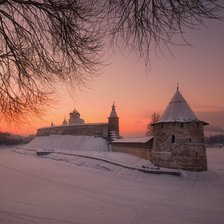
0 137 224 224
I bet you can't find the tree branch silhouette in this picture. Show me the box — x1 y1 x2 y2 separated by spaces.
0 0 102 122
0 0 223 122
102 0 223 61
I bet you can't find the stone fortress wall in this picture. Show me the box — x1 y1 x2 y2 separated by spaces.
112 146 151 160
37 104 119 140
151 122 207 171
37 123 109 138
111 137 153 160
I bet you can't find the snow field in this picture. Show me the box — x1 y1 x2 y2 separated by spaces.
0 148 224 224
1 136 224 224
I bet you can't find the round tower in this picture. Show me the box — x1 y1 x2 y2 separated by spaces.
108 102 119 138
151 87 208 171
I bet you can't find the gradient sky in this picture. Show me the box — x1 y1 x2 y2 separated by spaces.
1 19 224 137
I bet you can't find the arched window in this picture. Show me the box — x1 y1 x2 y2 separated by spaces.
171 135 175 143
189 138 192 143
181 123 184 128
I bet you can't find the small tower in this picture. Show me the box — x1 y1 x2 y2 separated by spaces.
108 102 119 139
151 87 208 171
62 117 67 125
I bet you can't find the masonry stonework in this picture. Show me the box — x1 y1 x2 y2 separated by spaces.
108 117 119 136
37 124 109 138
150 87 208 171
112 146 151 160
111 137 153 160
151 121 207 171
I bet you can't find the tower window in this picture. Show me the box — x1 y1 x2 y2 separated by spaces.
189 138 192 143
171 135 175 143
181 123 184 128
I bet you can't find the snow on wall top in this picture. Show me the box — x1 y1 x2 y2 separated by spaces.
113 136 153 143
38 122 108 130
157 88 199 123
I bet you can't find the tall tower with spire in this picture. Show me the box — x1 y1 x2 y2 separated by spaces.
108 102 119 140
151 87 208 171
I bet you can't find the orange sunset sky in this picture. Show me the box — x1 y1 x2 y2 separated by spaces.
1 19 224 137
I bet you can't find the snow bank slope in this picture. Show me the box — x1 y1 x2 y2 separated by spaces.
23 135 109 152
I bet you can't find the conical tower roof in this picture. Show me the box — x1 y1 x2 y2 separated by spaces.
157 87 205 123
109 102 118 118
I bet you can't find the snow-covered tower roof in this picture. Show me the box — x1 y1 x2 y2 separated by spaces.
109 102 118 118
156 87 207 124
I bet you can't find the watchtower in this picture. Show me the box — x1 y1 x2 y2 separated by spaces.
151 87 208 171
108 103 119 139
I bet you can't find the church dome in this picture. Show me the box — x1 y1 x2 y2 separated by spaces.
68 107 84 125
70 108 80 117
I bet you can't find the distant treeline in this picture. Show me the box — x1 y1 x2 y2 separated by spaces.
0 132 34 145
205 134 224 147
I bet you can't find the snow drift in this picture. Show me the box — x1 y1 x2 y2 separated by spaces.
21 135 156 172
23 135 109 152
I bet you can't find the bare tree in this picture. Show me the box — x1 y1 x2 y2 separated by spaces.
146 112 160 136
0 0 223 122
102 0 223 61
0 0 101 122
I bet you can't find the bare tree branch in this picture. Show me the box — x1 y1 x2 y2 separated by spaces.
0 0 102 122
100 0 223 62
0 0 223 124
146 112 160 136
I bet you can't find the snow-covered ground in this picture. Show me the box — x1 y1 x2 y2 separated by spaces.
19 135 154 171
0 146 224 223
18 135 178 175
